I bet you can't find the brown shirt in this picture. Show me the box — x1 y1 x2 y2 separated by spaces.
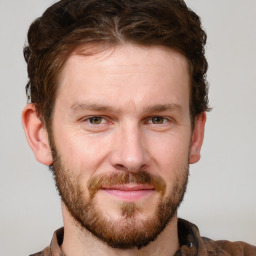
30 219 256 256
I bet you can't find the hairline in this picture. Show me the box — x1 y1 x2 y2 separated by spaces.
45 42 196 133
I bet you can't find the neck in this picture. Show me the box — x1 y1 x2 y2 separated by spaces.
61 203 180 256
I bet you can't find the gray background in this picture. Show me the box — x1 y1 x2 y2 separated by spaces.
0 0 255 255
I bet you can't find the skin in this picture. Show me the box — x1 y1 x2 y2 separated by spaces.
22 44 206 256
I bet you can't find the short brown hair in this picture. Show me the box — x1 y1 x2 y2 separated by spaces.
24 0 210 128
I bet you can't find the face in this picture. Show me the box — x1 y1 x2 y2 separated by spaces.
49 45 197 248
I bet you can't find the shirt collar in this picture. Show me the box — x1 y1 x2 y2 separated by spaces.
49 219 207 256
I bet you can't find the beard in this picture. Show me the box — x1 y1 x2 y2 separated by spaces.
50 149 189 249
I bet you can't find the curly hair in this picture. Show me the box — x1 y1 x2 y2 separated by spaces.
24 0 210 128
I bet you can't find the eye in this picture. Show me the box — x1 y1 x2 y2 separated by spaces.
150 116 168 124
79 116 111 132
87 116 105 125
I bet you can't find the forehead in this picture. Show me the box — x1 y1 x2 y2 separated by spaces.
57 44 190 114
63 44 190 77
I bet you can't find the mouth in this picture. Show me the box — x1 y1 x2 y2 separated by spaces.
100 184 155 201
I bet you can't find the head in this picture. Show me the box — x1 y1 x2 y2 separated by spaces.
24 0 209 129
23 0 209 250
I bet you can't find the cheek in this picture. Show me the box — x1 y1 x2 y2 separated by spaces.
53 128 112 175
146 131 191 178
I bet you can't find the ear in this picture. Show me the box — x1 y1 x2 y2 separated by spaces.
189 112 206 164
22 103 53 166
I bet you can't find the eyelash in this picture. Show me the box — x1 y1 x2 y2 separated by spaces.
81 116 170 125
148 116 169 124
82 116 108 125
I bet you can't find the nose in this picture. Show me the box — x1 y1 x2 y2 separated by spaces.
110 124 150 173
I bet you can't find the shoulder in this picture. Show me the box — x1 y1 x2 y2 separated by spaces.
29 246 51 256
202 237 256 256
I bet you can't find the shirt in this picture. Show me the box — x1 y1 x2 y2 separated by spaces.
30 218 256 256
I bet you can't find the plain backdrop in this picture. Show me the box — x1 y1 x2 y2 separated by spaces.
0 0 255 255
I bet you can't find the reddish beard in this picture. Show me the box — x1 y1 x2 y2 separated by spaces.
50 152 189 249
87 170 166 218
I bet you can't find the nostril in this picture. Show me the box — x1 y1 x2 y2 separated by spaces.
114 163 148 174
115 164 128 171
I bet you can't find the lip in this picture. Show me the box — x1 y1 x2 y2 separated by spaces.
101 184 155 201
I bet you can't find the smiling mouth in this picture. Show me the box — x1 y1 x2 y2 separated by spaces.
101 184 155 201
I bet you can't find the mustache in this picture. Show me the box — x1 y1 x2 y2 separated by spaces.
88 170 166 198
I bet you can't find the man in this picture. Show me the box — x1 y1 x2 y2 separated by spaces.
22 0 256 255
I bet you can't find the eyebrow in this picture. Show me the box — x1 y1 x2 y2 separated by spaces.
70 103 182 114
71 103 116 112
143 104 182 114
